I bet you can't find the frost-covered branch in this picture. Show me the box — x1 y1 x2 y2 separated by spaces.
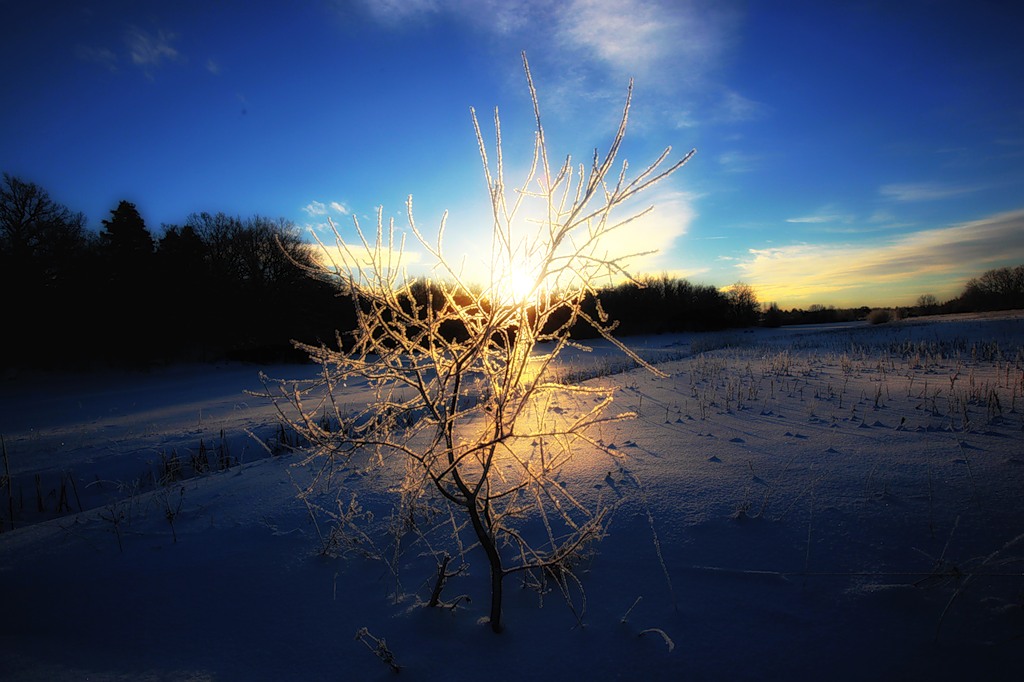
268 51 695 633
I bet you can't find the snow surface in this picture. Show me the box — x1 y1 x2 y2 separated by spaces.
2 312 1023 681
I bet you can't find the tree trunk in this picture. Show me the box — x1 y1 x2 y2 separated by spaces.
488 556 504 633
464 496 505 633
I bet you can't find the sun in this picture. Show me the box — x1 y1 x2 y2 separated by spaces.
505 266 536 305
485 250 540 307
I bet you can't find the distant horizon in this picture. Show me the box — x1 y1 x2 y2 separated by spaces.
10 180 1017 312
4 1 1023 310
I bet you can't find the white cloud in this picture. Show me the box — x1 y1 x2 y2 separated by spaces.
352 0 742 102
303 201 328 216
715 89 764 123
785 215 836 224
879 182 982 202
303 200 351 217
317 241 424 274
558 0 674 77
553 0 742 94
672 110 699 129
303 199 352 218
784 211 855 225
600 188 700 277
356 0 545 35
301 218 424 275
483 0 537 34
125 26 179 69
355 0 440 24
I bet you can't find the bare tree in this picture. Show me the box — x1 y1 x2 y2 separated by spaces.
0 174 93 366
725 281 760 327
267 54 695 633
916 293 939 312
0 173 88 272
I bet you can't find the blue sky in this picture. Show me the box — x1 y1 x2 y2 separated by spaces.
3 0 1023 308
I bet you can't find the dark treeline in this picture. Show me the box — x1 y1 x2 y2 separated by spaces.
394 275 761 345
3 174 1022 370
564 276 761 337
761 303 871 327
1 174 351 369
761 264 1024 328
951 265 1024 314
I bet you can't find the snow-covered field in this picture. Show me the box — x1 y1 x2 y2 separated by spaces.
2 312 1023 681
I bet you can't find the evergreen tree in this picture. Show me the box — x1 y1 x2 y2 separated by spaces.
98 200 156 364
100 200 153 264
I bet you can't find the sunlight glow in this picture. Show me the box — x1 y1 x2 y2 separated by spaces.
509 264 537 305
491 259 539 308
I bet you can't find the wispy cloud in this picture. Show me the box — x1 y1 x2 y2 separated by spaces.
357 0 541 34
670 109 699 129
601 188 700 276
785 211 853 225
785 216 835 224
352 0 743 112
718 150 759 173
355 0 441 25
303 201 329 217
735 209 1024 306
879 181 982 202
714 89 764 123
125 26 179 74
303 200 351 218
305 236 425 277
557 0 684 79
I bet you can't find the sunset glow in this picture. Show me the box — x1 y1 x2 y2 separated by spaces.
3 1 1022 308
500 265 537 307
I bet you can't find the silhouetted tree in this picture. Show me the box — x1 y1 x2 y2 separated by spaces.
158 224 207 270
182 212 346 360
0 174 95 367
95 200 158 363
958 265 1024 312
762 302 783 327
100 200 154 263
149 224 212 360
726 282 759 327
0 174 89 266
